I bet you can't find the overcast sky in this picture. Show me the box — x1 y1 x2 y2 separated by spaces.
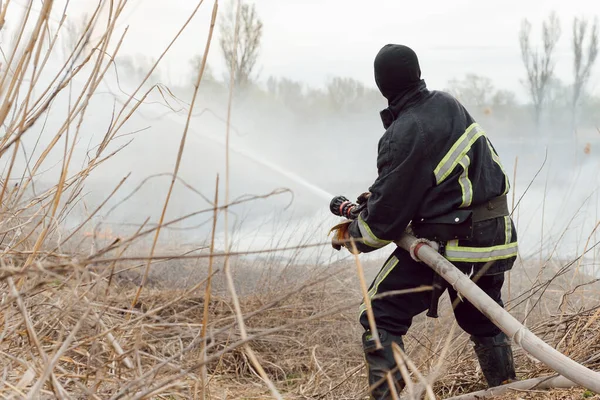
11 0 600 101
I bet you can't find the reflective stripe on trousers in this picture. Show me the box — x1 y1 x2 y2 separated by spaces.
358 255 399 318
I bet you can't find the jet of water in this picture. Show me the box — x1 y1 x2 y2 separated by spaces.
174 116 336 201
207 134 335 201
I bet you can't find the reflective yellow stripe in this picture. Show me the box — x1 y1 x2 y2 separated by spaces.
445 242 518 262
486 137 510 195
358 256 399 317
458 155 473 208
358 214 392 248
434 123 485 185
504 216 512 244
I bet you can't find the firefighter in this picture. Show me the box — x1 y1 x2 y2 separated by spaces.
331 44 518 398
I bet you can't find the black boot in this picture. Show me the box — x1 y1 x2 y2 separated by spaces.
362 329 405 399
471 331 517 387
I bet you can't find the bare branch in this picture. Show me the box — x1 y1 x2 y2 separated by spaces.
571 15 598 130
219 0 263 86
519 11 562 130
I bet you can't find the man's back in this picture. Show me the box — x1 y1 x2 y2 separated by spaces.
351 79 515 265
387 88 510 221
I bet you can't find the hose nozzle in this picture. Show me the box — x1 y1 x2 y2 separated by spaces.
330 195 363 219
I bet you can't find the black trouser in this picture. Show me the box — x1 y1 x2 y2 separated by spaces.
358 246 505 338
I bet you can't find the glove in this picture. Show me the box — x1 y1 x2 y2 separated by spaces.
356 191 371 205
329 220 350 250
328 220 361 254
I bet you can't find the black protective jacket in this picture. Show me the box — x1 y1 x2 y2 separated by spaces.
348 80 517 275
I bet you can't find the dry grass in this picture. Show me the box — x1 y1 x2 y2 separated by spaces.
1 1 600 399
2 251 600 399
496 388 600 400
0 252 365 399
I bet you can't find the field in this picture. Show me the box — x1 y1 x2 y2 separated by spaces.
2 245 600 399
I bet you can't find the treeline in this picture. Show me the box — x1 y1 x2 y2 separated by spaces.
111 3 600 138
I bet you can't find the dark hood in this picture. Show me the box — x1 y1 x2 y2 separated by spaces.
374 44 428 128
374 44 422 102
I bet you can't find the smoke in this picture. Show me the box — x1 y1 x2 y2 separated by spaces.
4 2 600 268
7 53 600 265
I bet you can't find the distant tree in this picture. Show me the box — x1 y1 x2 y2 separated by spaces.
116 54 162 85
519 11 562 131
545 78 571 126
326 77 366 113
189 55 215 84
219 0 263 87
580 93 600 127
571 16 598 131
266 76 279 94
491 90 518 108
445 74 495 107
544 77 573 110
266 76 305 109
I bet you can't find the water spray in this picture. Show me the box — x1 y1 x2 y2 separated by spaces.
192 130 335 200
162 112 335 201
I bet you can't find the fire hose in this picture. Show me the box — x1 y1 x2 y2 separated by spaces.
396 233 600 394
329 195 600 395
